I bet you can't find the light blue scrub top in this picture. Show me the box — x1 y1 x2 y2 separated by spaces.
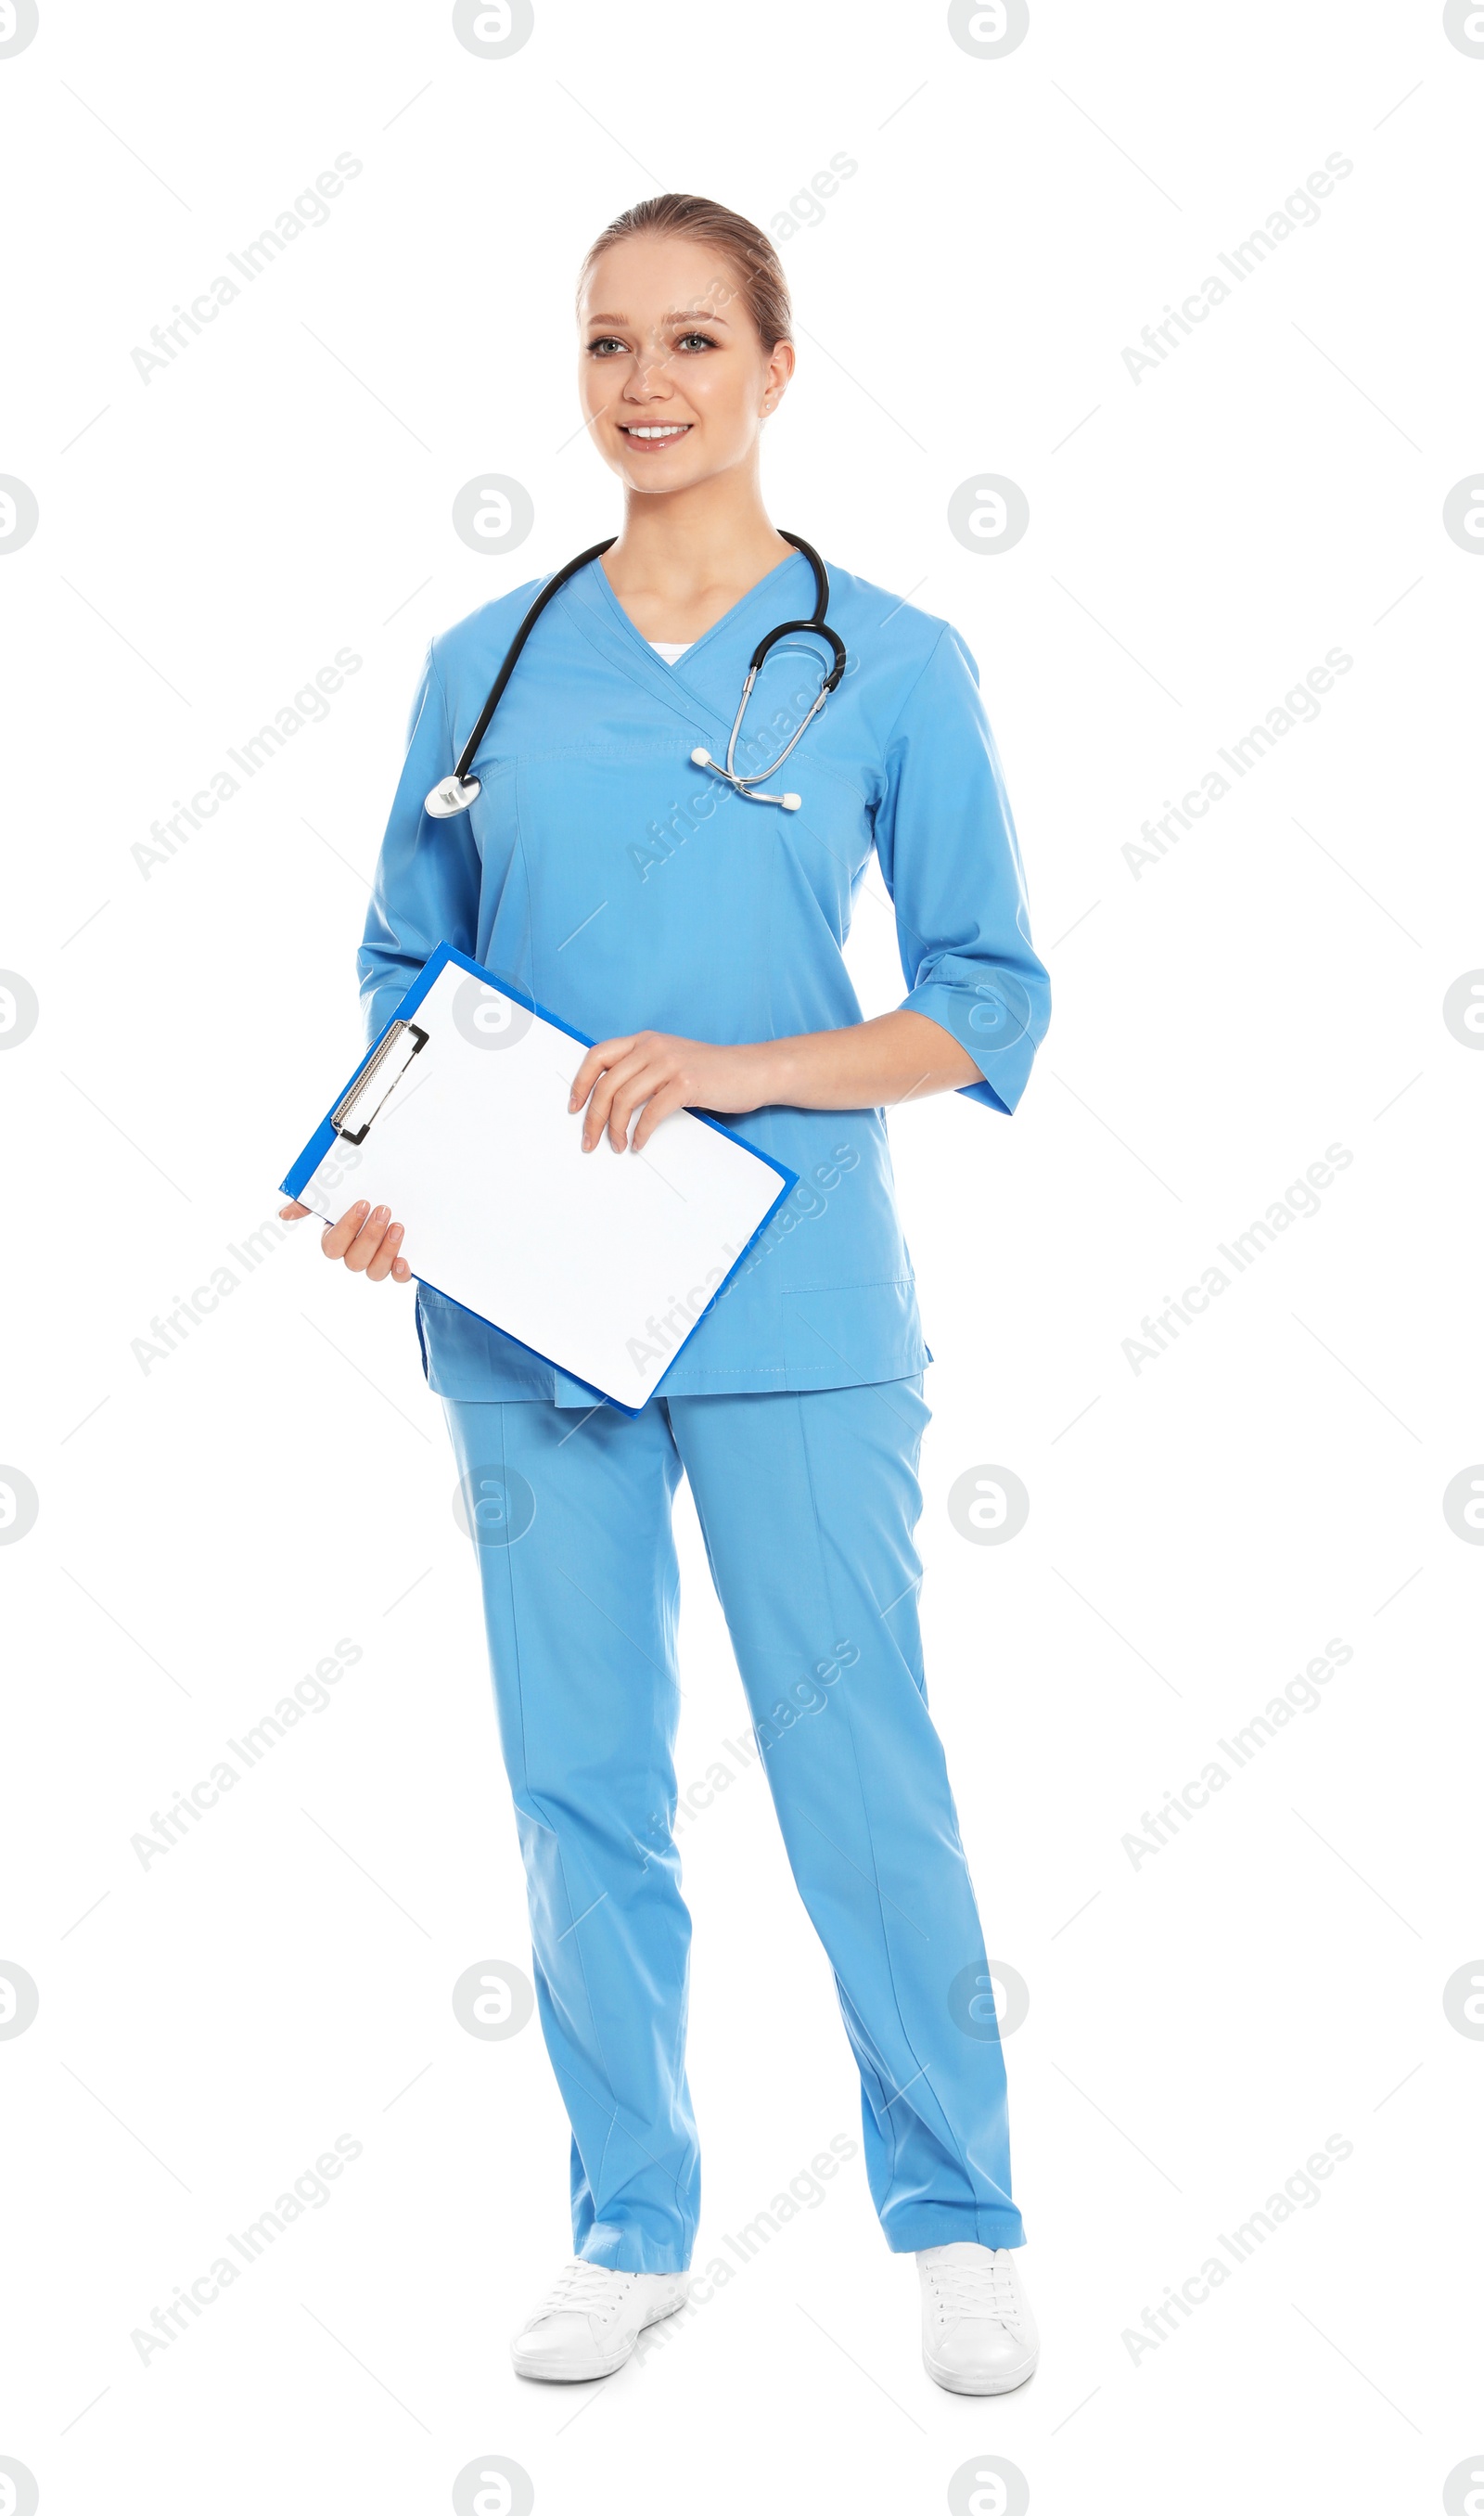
357 547 1051 1406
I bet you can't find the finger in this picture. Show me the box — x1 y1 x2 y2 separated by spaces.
342 1205 394 1274
608 1063 667 1152
569 1036 635 1113
390 1253 412 1283
583 1049 653 1150
581 1084 612 1149
364 1221 405 1284
278 1200 310 1221
630 1079 688 1153
320 1200 371 1259
582 1052 639 1149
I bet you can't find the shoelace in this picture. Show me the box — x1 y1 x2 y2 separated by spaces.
533 2260 635 2327
926 2256 1021 2327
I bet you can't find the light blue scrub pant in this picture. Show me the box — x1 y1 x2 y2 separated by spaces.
441 1375 1023 2272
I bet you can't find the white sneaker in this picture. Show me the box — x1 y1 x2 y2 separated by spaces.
509 2259 690 2381
917 2241 1039 2394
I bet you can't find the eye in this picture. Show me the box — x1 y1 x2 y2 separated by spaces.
586 336 628 357
676 330 719 353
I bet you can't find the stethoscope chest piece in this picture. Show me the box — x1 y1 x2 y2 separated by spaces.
426 773 482 819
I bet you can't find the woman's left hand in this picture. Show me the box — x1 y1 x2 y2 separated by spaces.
569 1032 766 1153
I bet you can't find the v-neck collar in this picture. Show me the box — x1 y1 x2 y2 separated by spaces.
572 545 810 688
550 545 815 746
595 542 808 668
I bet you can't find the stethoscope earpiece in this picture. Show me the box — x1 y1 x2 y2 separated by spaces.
690 744 801 811
429 533 841 821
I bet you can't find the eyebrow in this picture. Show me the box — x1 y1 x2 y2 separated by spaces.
583 308 732 328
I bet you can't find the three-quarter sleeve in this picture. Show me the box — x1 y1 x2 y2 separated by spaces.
872 624 1050 1115
356 643 482 1046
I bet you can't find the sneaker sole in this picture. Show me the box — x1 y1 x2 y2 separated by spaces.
923 2347 1039 2396
510 2284 690 2382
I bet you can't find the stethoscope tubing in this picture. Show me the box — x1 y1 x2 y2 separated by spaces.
424 531 844 821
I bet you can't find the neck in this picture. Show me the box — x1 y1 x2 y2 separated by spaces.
600 463 793 636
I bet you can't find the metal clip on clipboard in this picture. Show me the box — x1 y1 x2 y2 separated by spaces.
330 1020 429 1146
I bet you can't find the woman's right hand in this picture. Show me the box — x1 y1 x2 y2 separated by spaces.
277 1199 411 1284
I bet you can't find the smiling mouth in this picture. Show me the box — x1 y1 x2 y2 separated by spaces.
620 423 693 445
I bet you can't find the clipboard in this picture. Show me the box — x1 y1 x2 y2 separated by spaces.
281 943 798 1414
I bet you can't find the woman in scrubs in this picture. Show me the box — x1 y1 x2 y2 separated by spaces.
280 194 1050 2397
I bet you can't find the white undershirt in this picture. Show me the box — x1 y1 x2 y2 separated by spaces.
648 640 692 664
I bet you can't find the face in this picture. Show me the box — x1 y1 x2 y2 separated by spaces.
577 232 794 496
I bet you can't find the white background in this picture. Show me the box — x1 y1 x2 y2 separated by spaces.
2 3 1482 2510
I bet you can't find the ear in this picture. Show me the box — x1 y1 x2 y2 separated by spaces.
761 336 797 411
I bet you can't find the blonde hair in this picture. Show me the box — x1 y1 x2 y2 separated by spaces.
578 193 792 351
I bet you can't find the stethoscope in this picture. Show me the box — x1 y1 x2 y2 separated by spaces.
424 530 846 820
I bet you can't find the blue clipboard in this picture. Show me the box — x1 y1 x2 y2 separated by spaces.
282 943 799 1415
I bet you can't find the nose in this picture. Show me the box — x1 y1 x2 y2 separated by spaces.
620 339 675 401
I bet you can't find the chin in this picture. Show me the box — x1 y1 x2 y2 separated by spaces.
612 453 710 494
627 471 708 496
